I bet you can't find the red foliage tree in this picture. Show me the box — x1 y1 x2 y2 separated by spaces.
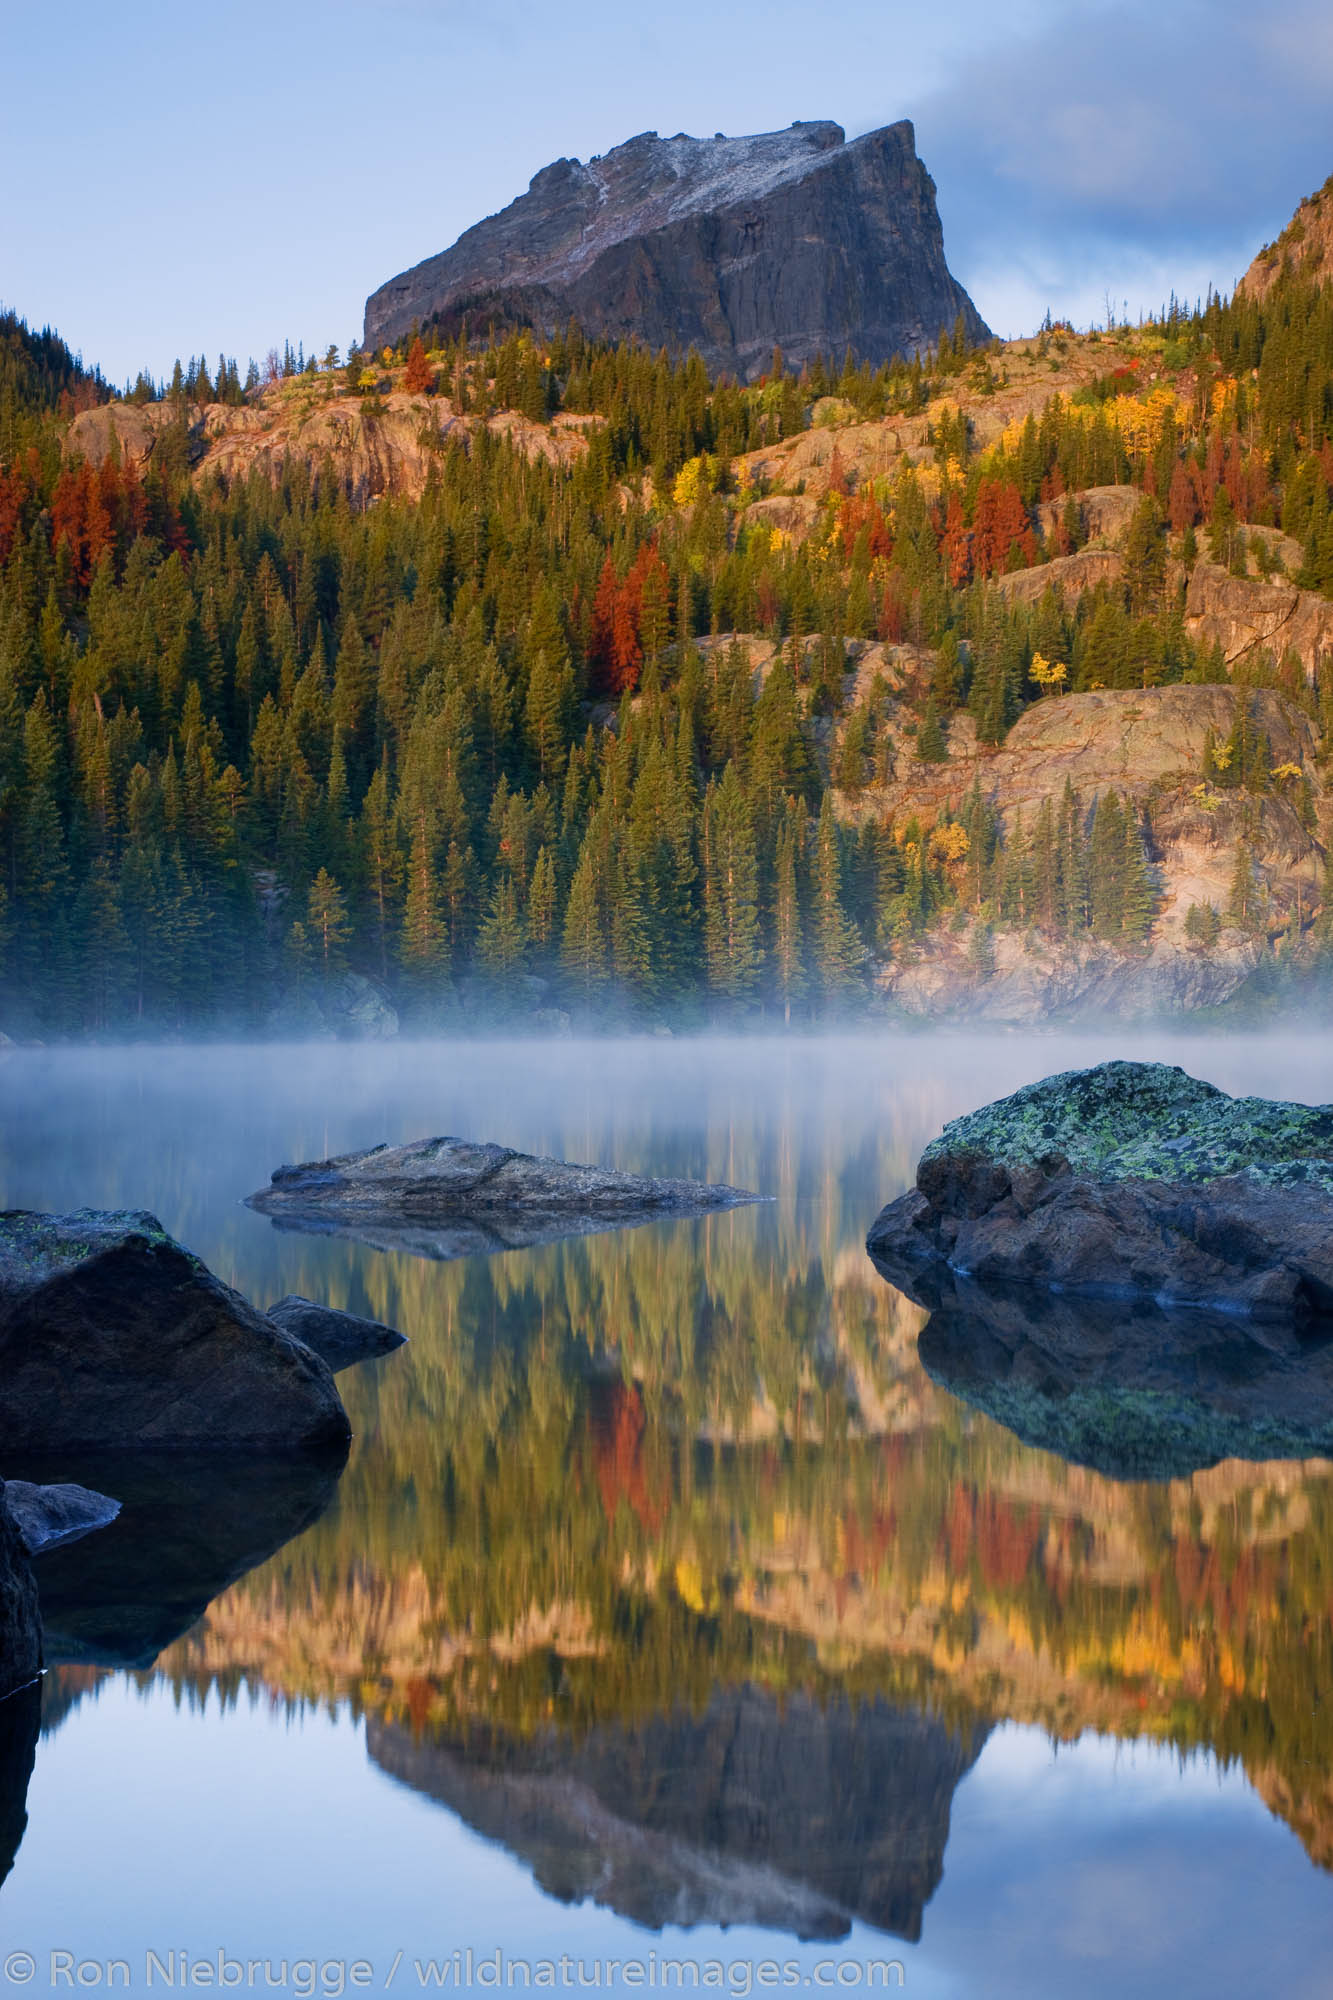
940 490 971 586
403 337 433 395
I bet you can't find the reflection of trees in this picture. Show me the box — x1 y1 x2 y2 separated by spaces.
99 1204 1333 1875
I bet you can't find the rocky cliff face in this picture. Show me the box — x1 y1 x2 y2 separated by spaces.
364 120 989 377
1238 173 1333 301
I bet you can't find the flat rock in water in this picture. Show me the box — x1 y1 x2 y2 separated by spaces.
248 1137 762 1229
266 1295 406 1371
867 1061 1333 1318
909 1275 1333 1480
0 1210 350 1453
3 1480 121 1554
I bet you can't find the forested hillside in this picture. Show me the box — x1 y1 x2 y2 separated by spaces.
1 256 1331 1035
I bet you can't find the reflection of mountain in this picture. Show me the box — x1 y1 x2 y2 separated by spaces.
912 1280 1333 1479
22 1448 347 1667
132 1211 1333 1889
369 1687 985 1941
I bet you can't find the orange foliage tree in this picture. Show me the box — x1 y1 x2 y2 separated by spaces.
403 337 433 395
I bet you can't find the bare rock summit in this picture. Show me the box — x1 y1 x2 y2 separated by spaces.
364 120 989 377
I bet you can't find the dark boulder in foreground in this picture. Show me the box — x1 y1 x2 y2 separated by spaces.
908 1275 1333 1480
867 1062 1333 1319
0 1210 350 1453
0 1677 39 1890
0 1482 40 1699
266 1295 406 1372
3 1480 121 1554
248 1138 762 1251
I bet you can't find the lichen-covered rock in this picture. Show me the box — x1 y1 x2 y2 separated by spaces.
866 1062 1333 1317
917 1060 1333 1190
0 1210 350 1453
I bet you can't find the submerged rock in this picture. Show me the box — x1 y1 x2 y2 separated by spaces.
266 1295 406 1372
867 1061 1333 1318
3 1480 121 1554
0 1210 350 1453
910 1276 1333 1480
0 1482 40 1699
247 1137 762 1244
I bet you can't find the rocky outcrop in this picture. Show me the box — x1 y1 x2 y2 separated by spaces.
66 395 592 508
247 1137 762 1250
364 120 989 378
0 1483 40 1699
1238 174 1333 301
368 1687 986 1941
266 1296 405 1372
319 972 398 1040
866 1061 1333 1317
911 1279 1333 1479
878 931 1262 1024
3 1481 121 1554
1184 560 1333 677
0 1210 349 1453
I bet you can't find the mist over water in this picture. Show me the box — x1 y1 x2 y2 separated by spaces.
3 1030 1333 1996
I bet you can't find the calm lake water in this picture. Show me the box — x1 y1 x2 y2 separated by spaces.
2 1034 1332 1998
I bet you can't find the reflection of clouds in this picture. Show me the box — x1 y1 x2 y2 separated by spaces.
931 1725 1330 1999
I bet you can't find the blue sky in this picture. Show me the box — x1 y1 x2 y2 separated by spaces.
4 0 1330 385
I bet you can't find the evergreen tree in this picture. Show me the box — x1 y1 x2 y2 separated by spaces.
307 867 350 976
702 764 761 1004
812 795 866 999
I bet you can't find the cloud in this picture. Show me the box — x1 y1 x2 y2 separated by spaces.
908 0 1333 334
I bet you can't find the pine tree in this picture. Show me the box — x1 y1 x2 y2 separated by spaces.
772 804 806 1023
1088 792 1127 939
812 795 866 1000
702 764 761 1004
307 867 350 976
527 845 557 964
401 808 448 980
477 872 527 986
560 841 607 1005
1120 802 1155 943
915 697 948 763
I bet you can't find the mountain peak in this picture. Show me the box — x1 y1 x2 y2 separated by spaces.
363 118 986 378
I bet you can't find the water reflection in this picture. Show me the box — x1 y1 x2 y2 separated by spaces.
20 1449 349 1669
3 1038 1333 1966
368 1690 986 1942
906 1277 1333 1478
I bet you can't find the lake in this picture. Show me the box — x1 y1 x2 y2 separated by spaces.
1 1033 1331 1998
